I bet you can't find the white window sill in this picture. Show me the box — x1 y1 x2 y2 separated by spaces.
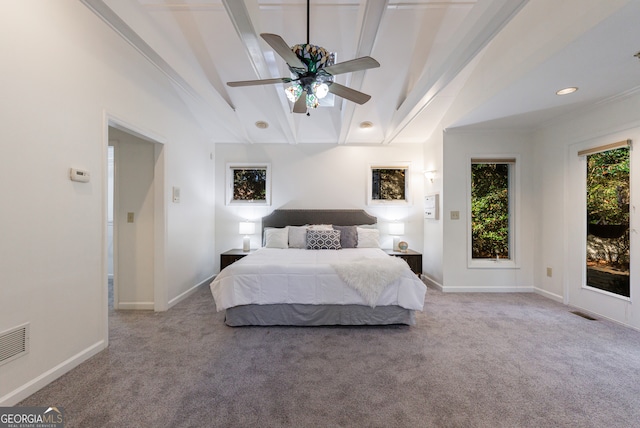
468 259 519 269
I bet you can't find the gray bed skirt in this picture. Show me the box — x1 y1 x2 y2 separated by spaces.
224 304 416 327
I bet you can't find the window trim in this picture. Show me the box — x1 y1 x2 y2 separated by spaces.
367 162 412 206
467 155 520 269
225 162 271 206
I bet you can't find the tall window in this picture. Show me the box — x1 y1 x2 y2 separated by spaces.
470 158 514 260
583 144 630 297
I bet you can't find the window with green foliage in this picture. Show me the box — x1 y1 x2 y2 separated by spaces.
233 168 266 200
372 168 406 200
368 164 410 205
585 145 630 297
226 163 271 205
470 159 514 260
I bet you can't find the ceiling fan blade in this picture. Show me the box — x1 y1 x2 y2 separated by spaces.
227 77 291 87
293 90 307 113
328 83 371 105
260 33 306 71
322 56 380 76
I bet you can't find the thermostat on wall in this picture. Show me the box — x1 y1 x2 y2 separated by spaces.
70 168 90 183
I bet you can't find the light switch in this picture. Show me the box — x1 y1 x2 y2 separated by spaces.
450 211 460 220
127 212 134 223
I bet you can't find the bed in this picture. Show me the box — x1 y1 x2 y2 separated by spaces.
210 209 427 326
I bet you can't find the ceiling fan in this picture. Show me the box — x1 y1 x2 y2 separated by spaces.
226 1 380 114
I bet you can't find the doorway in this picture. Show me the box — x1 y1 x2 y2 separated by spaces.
106 122 166 316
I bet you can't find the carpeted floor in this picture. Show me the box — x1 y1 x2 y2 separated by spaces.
18 285 640 427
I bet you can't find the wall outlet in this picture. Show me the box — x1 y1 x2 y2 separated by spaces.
546 267 552 277
450 211 460 220
127 212 134 223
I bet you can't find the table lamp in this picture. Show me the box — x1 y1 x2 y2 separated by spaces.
239 221 255 252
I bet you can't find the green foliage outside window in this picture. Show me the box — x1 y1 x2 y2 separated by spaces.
233 168 266 201
586 147 629 270
471 163 510 259
372 168 406 200
585 147 629 297
587 148 629 227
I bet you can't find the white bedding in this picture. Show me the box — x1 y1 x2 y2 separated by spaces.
210 248 426 311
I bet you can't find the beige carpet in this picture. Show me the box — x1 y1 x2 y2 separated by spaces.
19 285 640 427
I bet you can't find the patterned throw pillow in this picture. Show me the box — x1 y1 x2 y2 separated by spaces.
306 230 341 250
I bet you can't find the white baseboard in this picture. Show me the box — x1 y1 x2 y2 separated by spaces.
420 274 443 291
533 287 564 303
0 340 106 406
116 302 154 310
168 275 215 309
440 286 534 293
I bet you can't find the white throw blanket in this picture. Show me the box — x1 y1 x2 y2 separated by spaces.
331 257 409 307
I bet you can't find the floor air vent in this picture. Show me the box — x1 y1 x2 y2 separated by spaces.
0 323 29 366
571 311 597 321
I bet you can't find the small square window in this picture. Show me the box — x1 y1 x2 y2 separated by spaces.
367 164 410 205
226 163 271 205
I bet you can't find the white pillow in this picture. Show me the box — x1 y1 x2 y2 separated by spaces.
288 226 308 248
356 227 380 248
308 224 333 230
264 227 289 248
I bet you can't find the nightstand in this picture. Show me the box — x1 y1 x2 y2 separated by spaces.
384 249 422 275
220 249 255 270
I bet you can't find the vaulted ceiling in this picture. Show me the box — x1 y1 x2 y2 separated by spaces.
82 0 640 144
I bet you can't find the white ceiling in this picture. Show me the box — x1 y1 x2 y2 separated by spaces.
82 0 640 144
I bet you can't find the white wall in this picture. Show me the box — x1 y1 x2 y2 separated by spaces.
422 128 444 288
441 129 535 292
0 1 215 404
214 143 425 270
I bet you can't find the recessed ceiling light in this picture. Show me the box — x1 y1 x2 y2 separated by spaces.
359 121 373 129
255 121 269 129
556 87 578 96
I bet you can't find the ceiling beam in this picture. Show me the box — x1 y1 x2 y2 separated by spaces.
222 0 298 144
383 0 529 143
338 0 388 144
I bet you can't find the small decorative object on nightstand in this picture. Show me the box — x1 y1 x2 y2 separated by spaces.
384 249 422 275
220 249 255 270
397 241 409 252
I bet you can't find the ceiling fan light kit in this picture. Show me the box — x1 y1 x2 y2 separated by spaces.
226 1 379 114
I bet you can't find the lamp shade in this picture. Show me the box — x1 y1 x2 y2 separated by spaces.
239 221 255 235
388 222 405 236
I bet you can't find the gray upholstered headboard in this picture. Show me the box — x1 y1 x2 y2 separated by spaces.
261 209 376 236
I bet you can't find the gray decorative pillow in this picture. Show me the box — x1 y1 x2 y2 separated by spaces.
332 225 358 248
306 230 341 250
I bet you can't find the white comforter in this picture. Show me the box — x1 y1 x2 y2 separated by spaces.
210 248 426 311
